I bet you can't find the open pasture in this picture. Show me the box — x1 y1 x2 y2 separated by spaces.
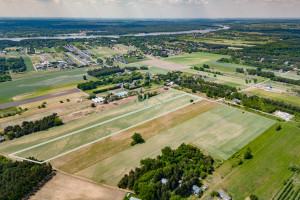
211 122 300 200
191 105 275 159
182 68 257 89
74 103 274 185
162 52 228 67
0 90 195 159
246 89 300 107
140 57 190 71
52 100 218 174
88 46 120 58
0 69 89 104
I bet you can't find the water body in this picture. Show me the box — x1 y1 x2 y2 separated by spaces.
0 26 230 42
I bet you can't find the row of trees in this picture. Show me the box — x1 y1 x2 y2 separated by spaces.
246 69 275 78
1 113 63 140
0 156 52 200
87 66 124 77
118 144 214 200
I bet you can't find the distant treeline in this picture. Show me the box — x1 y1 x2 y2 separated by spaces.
271 76 300 86
1 113 63 140
0 155 52 200
87 66 124 78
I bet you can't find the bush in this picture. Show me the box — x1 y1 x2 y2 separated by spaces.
276 125 282 131
131 133 145 146
244 147 253 159
210 191 219 197
54 117 63 126
91 103 96 108
250 194 259 200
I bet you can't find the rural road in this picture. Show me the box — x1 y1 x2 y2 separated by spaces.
0 88 81 109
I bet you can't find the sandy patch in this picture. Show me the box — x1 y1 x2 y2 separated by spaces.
30 172 125 200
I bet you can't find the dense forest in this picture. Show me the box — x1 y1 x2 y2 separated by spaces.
0 155 52 200
1 113 63 140
0 57 26 82
118 144 214 200
78 71 144 91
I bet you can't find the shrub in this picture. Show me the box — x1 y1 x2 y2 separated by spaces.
131 133 145 146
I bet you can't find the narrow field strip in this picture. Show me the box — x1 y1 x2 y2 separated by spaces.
9 93 202 163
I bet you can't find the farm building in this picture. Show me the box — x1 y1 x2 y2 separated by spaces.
92 97 104 103
116 91 128 97
192 185 202 195
218 190 232 200
0 137 5 142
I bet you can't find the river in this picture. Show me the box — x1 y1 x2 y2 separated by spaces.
0 26 230 42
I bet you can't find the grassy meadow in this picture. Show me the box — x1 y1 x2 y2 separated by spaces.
0 69 89 104
247 89 300 107
212 122 300 200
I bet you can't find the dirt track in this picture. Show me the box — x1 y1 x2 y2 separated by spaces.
0 88 81 109
30 172 126 200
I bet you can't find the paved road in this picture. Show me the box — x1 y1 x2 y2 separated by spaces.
0 88 81 109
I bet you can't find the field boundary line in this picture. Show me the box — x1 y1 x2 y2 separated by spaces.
9 93 202 164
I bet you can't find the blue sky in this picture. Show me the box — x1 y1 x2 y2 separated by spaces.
0 0 299 18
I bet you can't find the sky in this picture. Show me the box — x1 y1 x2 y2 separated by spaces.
0 0 300 18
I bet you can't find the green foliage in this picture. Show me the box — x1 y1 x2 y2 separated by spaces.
118 144 214 200
244 147 253 159
54 117 63 126
210 191 219 197
276 125 282 131
91 103 96 108
0 155 52 200
250 194 259 200
3 113 62 140
131 133 145 146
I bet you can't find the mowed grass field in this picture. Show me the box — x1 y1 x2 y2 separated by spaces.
0 90 187 154
71 104 274 185
211 122 300 200
0 69 89 104
23 56 35 72
15 93 193 161
191 105 275 159
247 89 300 107
162 52 228 67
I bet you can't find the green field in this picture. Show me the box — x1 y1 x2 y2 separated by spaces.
14 94 192 161
162 52 228 67
247 89 300 107
182 68 258 89
23 56 35 72
88 46 120 58
279 72 300 80
214 122 300 200
0 90 186 153
0 69 89 104
75 104 274 185
147 66 171 74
